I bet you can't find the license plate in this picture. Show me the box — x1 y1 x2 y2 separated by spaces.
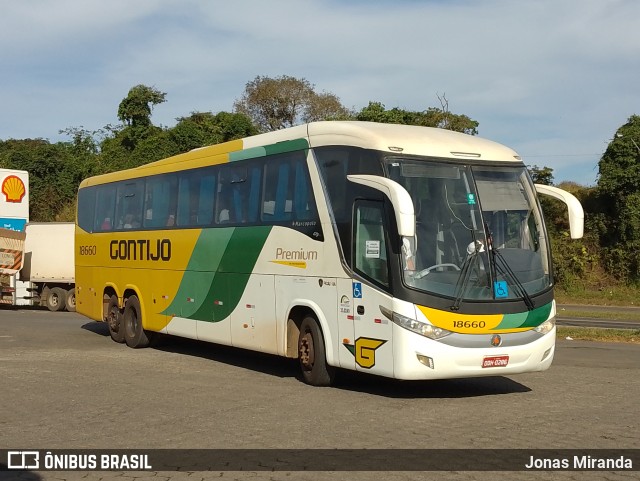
482 355 509 368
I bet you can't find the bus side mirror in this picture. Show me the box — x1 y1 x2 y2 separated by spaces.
534 184 584 239
347 175 415 237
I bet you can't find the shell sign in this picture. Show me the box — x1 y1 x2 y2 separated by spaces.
2 175 26 203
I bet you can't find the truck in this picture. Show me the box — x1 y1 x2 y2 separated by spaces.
19 222 76 312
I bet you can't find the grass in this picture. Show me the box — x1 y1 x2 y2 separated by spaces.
557 309 640 321
555 285 640 307
557 327 640 344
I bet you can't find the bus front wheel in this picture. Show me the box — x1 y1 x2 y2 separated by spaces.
123 295 150 348
107 295 125 344
298 316 335 386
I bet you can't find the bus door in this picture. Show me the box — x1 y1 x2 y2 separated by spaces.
350 200 394 377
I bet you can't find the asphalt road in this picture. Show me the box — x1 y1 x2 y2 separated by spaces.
1 308 639 481
557 304 640 329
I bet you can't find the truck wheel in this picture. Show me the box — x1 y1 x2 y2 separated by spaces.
46 287 67 312
40 287 50 308
107 295 125 343
65 288 76 312
298 315 335 386
123 295 150 348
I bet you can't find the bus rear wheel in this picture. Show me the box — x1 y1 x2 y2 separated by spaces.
65 288 76 312
123 295 150 348
107 295 125 344
298 316 335 386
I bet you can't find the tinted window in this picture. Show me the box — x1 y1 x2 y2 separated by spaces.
144 174 178 228
77 187 96 232
94 184 117 232
115 180 144 230
177 168 216 227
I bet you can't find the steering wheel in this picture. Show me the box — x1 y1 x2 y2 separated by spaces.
413 263 460 279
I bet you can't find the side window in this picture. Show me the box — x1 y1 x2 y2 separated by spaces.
262 152 318 222
115 180 144 230
144 174 178 228
94 184 116 232
177 168 216 227
353 201 389 288
77 187 96 232
216 164 261 225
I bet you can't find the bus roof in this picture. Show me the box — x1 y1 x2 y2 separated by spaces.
79 121 522 187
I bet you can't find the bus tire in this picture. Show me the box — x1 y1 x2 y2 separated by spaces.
123 295 150 348
65 288 76 312
107 295 125 344
298 315 335 386
47 287 67 312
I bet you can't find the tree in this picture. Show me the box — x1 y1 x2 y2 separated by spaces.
528 165 554 185
234 75 350 132
596 114 640 281
172 111 258 151
0 138 87 221
117 85 167 128
355 99 479 135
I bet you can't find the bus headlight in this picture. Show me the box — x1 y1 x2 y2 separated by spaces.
392 311 452 340
533 317 556 335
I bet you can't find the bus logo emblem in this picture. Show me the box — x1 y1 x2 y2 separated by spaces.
343 337 386 369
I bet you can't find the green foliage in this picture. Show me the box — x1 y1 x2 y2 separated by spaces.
117 85 167 128
0 138 87 221
595 114 640 282
233 75 351 132
355 101 479 135
598 115 640 197
528 165 554 185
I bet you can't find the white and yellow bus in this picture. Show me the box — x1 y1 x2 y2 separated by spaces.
75 121 583 386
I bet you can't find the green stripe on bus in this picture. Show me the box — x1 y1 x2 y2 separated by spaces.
165 226 273 322
228 138 309 163
264 138 309 155
229 147 267 162
495 302 553 330
161 228 235 318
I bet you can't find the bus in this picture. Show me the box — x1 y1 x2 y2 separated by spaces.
75 121 584 386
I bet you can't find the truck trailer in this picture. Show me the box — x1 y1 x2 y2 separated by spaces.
19 222 75 311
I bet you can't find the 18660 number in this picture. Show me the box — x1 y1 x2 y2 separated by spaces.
79 245 96 255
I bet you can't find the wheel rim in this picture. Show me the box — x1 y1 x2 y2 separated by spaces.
299 329 315 371
50 294 59 307
128 309 139 336
108 307 119 333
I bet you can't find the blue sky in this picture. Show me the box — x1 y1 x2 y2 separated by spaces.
2 0 638 186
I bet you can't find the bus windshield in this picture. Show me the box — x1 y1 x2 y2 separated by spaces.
386 158 551 303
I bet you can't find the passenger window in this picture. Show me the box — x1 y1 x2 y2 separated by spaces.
177 168 216 227
216 164 260 224
354 201 389 288
144 175 178 228
115 181 144 230
262 153 317 222
94 184 116 232
78 187 96 232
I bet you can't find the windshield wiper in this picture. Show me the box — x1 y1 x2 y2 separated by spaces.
491 248 535 310
483 222 535 311
450 231 484 311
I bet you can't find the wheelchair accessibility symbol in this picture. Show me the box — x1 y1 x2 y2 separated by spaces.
494 281 508 298
353 282 362 299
